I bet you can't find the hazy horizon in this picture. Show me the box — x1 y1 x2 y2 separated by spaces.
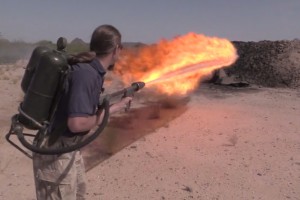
1 1 300 44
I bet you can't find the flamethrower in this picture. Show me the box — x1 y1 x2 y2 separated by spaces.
99 82 145 111
5 37 146 157
6 81 145 157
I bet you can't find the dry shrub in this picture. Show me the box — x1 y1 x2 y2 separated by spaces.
228 40 300 88
160 98 179 109
160 96 190 109
229 134 238 146
11 78 18 84
2 75 9 80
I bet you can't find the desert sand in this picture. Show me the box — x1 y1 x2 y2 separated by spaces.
0 64 299 200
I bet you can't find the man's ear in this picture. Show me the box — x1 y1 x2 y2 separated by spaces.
108 64 115 71
112 47 117 55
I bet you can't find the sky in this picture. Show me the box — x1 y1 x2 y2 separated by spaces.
0 0 300 44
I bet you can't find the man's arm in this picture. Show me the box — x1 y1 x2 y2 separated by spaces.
67 115 99 133
67 97 132 133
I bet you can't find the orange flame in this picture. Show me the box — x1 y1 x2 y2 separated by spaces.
115 32 238 95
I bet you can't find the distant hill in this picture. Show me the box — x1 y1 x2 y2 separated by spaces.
123 42 146 49
0 36 147 64
68 39 146 49
0 38 10 44
67 38 89 53
66 38 146 53
0 39 35 64
70 38 87 46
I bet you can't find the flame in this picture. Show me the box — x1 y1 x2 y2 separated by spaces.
115 32 238 95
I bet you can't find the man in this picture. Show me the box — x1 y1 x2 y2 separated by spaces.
33 24 132 200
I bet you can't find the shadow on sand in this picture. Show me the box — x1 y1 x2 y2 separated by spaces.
82 97 189 171
194 82 262 99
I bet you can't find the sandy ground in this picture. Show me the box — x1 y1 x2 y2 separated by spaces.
0 65 299 200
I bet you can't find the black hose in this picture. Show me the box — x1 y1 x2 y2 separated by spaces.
15 99 110 155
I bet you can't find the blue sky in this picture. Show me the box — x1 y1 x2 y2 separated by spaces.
0 0 299 43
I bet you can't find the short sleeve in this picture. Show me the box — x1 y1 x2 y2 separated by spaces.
68 69 98 117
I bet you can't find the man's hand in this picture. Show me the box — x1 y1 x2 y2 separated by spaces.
110 96 133 113
115 97 133 111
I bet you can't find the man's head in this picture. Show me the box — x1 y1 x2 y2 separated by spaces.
90 25 122 70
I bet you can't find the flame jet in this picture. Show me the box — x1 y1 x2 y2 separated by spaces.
115 32 238 95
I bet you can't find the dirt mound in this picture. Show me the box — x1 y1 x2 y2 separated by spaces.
226 39 300 88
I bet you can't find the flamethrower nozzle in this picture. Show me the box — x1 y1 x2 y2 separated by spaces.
131 81 145 91
99 81 146 108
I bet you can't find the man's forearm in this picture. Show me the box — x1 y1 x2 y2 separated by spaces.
67 115 98 133
68 97 132 133
109 102 124 114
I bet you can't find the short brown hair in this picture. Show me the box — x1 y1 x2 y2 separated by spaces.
90 24 122 57
68 24 121 64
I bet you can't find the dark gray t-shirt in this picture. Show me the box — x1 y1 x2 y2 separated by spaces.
50 59 106 137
